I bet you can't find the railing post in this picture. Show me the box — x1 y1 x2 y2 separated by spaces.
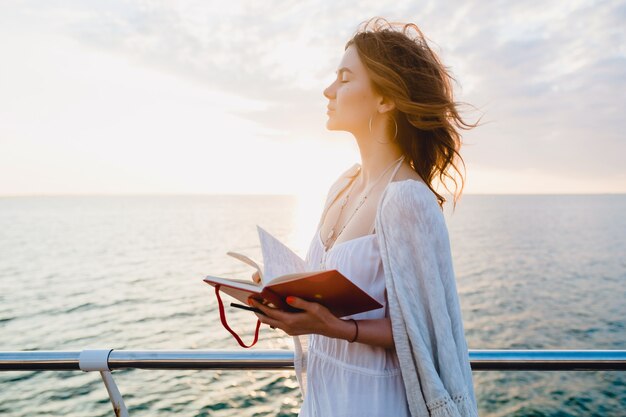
79 349 128 417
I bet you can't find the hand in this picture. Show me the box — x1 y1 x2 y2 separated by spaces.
251 271 261 284
248 296 338 337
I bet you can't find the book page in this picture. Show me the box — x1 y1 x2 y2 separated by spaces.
226 251 264 281
204 275 261 293
257 224 306 285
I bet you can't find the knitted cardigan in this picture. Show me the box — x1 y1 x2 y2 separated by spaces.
293 163 478 417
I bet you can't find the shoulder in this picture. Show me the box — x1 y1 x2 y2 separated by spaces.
380 180 444 226
325 163 360 196
385 180 439 210
336 163 360 183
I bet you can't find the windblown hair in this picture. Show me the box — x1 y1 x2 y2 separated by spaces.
346 17 481 211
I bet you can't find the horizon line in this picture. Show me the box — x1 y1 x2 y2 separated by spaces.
1 192 625 198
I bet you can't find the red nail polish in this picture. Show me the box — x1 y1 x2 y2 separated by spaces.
247 298 254 306
286 296 295 304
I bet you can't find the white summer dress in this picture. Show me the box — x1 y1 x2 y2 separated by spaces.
297 159 411 417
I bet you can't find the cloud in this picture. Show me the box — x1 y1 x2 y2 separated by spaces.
1 0 624 193
436 1 626 181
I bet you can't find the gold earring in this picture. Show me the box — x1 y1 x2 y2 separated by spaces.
370 114 398 144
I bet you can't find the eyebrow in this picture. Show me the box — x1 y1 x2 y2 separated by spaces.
335 67 353 75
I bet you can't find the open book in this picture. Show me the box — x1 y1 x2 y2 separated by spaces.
203 225 383 318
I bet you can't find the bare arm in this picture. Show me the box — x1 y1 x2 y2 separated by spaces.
248 296 395 350
326 316 395 350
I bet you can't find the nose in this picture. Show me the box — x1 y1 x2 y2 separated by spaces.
323 81 336 100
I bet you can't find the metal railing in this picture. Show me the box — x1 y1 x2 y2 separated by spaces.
2 349 625 416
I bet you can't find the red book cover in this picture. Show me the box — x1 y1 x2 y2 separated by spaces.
204 269 383 318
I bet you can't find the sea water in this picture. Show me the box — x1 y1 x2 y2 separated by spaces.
0 194 624 416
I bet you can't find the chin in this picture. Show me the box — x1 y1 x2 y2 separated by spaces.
326 114 345 130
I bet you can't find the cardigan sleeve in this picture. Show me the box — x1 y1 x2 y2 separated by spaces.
375 181 478 417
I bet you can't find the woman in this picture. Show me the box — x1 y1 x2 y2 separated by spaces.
248 17 480 417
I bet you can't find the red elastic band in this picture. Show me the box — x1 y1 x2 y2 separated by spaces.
215 284 261 348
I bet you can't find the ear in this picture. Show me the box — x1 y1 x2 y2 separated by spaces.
376 95 396 114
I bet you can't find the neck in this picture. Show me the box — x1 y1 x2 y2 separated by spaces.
355 141 404 186
349 113 406 187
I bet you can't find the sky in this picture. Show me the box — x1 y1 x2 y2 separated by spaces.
0 0 624 201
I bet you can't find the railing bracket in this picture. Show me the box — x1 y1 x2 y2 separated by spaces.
79 349 129 417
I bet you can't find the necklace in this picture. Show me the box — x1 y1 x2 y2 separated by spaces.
320 154 406 255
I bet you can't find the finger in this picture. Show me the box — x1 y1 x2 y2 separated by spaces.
254 312 282 329
250 299 284 320
251 298 299 323
285 295 316 312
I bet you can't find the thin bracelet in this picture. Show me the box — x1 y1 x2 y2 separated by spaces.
348 319 358 343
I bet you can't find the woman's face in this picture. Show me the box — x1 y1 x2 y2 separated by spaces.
323 45 380 134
